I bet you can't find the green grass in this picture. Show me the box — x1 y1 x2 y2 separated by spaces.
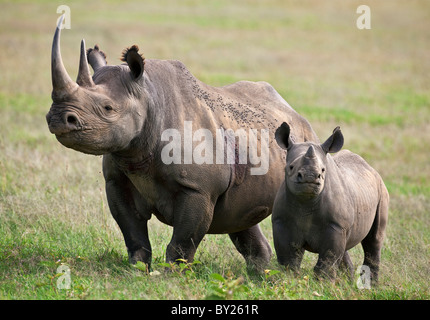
1 0 429 300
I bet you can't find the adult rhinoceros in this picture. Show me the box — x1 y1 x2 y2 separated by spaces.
46 16 318 269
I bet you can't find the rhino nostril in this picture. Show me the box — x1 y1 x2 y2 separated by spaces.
63 112 81 128
67 114 78 124
62 112 82 130
297 172 303 182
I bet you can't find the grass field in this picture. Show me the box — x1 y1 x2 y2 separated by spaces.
0 0 429 300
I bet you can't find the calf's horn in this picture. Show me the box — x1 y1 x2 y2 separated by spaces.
303 145 318 166
304 145 317 159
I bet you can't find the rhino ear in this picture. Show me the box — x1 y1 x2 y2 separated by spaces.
275 122 294 150
121 45 144 80
321 126 344 154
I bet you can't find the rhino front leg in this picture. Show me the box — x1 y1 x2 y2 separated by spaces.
229 224 272 271
272 218 305 271
104 160 152 267
105 179 152 266
166 191 214 264
314 224 346 280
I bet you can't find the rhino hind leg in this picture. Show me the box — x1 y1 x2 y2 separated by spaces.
339 251 354 281
361 239 381 284
229 224 272 272
361 186 389 285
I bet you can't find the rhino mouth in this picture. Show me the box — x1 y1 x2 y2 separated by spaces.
54 129 105 155
48 124 92 136
51 126 93 136
295 181 321 187
294 181 322 195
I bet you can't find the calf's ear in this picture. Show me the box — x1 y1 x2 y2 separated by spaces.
121 45 145 80
321 126 344 153
275 122 293 150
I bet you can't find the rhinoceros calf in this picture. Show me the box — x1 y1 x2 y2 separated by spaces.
272 122 388 282
46 16 319 269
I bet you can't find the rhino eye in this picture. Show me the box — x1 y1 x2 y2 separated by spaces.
322 168 325 173
104 105 113 111
289 165 294 170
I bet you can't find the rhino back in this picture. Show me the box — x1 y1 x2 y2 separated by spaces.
332 150 382 186
145 58 317 143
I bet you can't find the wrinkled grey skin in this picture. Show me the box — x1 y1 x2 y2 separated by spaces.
272 122 388 282
46 17 318 269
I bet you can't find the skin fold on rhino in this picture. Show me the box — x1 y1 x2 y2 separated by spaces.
46 15 319 270
272 122 389 283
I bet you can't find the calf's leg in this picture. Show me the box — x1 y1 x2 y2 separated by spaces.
272 216 305 272
361 188 389 284
314 224 346 280
339 251 354 281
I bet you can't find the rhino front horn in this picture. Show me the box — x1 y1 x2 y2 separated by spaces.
76 39 95 87
51 14 78 99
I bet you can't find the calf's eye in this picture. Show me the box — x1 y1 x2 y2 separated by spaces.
104 105 113 111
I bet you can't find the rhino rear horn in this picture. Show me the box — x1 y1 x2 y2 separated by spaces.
87 44 107 72
51 14 78 98
76 39 95 87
